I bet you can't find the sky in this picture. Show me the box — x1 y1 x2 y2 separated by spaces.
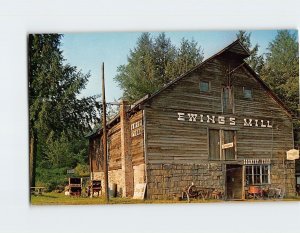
61 30 297 102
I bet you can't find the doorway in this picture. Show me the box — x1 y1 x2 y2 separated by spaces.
226 164 243 200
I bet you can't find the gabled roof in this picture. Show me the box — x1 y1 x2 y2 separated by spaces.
88 39 293 138
130 39 292 117
130 39 250 110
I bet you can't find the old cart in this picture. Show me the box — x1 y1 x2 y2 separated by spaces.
68 178 82 196
182 184 223 202
245 185 283 199
89 180 102 197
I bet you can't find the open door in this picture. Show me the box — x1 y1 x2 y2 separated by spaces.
226 164 243 200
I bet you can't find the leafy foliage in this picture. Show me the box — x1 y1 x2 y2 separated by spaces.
260 30 299 113
29 34 101 139
29 34 101 190
74 163 90 177
114 32 204 103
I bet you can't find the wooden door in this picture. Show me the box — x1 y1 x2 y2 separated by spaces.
226 165 243 199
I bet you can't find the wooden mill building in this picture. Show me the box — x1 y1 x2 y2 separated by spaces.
88 39 296 200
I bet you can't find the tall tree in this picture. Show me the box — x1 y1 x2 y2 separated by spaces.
153 32 176 85
174 38 204 76
115 32 157 102
28 34 100 187
236 30 264 74
260 30 299 113
115 32 204 103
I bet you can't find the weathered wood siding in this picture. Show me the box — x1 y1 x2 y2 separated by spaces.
108 124 122 170
90 110 145 173
145 56 294 164
129 110 145 166
89 136 102 172
89 123 122 173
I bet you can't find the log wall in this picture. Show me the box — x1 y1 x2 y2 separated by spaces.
129 111 145 166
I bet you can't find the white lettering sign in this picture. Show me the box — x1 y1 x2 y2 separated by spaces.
131 120 143 137
222 142 234 149
176 113 272 128
243 159 271 164
243 119 272 128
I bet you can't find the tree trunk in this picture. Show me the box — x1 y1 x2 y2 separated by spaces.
29 129 37 188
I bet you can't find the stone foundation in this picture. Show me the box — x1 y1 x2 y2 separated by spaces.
146 163 224 200
92 169 123 197
92 160 296 199
270 160 296 197
146 161 296 200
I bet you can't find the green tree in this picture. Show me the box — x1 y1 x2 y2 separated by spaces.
115 32 157 102
115 32 204 103
236 30 264 74
173 38 204 76
260 30 299 113
153 32 177 85
28 34 100 188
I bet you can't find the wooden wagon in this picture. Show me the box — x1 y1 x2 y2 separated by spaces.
182 184 223 202
68 178 82 196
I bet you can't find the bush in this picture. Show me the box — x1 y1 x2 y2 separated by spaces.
36 167 69 191
74 163 89 177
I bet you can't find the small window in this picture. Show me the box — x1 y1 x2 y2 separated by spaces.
200 81 209 93
245 165 270 185
243 87 253 99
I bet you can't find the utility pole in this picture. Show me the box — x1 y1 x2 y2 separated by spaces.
101 62 109 203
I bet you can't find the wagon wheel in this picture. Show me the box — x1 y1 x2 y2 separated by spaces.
187 185 198 198
181 191 190 202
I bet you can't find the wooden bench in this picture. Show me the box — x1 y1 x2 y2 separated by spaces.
30 187 46 195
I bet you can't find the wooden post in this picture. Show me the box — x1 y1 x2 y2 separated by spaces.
120 100 134 197
89 139 93 180
102 62 109 203
242 165 245 200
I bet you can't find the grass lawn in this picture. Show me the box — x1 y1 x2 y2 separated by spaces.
30 192 224 205
31 192 300 205
31 192 147 205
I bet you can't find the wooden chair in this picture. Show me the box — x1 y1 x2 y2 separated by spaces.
90 180 102 197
